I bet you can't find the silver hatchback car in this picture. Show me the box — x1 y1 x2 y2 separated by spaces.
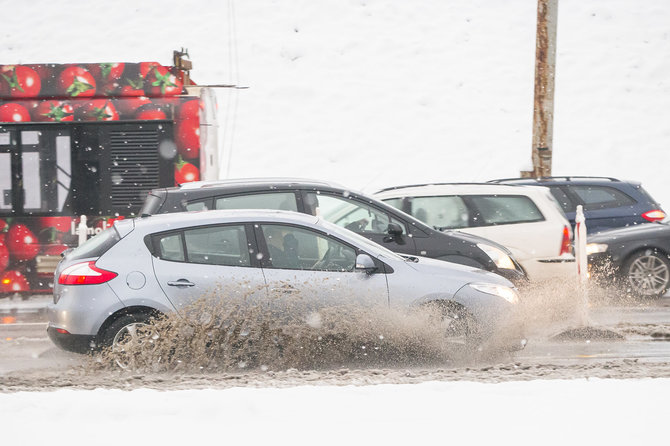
48 210 524 354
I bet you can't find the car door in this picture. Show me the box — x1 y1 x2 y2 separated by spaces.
255 223 389 310
302 191 416 255
151 223 268 313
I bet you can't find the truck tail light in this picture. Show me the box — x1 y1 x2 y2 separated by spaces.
559 225 571 256
641 209 666 222
58 261 118 285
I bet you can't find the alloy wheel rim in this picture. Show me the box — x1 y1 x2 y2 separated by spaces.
111 322 155 369
628 255 670 296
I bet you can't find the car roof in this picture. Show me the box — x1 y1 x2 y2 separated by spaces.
133 209 319 232
488 176 640 186
177 177 346 190
375 183 551 199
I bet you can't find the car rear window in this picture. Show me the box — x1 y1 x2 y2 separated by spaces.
568 185 635 210
67 227 121 261
468 195 544 226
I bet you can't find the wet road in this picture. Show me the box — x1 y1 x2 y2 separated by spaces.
1 294 670 377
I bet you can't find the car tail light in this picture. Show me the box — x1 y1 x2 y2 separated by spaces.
559 225 571 256
641 209 666 222
57 261 118 285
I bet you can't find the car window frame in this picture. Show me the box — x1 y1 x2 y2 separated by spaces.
211 190 302 213
462 194 546 227
300 190 412 237
148 223 261 268
252 221 388 273
563 184 636 211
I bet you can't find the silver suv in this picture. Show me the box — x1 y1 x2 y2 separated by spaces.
48 210 524 354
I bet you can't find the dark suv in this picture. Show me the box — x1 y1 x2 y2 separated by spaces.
140 178 527 283
489 177 665 234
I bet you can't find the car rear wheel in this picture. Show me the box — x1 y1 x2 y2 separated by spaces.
623 250 670 298
102 314 159 369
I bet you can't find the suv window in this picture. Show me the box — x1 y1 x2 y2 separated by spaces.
260 224 356 272
568 185 635 211
468 195 544 226
407 196 469 229
214 192 298 212
548 187 574 213
307 192 407 234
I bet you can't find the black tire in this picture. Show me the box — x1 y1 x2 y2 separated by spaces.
101 313 157 369
427 301 479 350
622 250 670 298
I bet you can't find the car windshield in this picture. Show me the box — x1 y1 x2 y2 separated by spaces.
316 218 405 261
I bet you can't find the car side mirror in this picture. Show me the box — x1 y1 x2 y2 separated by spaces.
387 222 403 236
355 254 377 275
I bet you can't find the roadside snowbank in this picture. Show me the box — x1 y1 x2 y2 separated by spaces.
2 378 667 445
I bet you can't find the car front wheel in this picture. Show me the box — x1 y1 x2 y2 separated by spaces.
623 250 670 298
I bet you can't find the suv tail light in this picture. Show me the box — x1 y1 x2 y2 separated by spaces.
641 209 666 222
58 261 118 285
559 225 571 256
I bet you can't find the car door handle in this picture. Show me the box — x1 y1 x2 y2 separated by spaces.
271 285 298 294
167 279 195 287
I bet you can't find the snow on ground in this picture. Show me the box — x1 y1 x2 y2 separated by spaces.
2 379 668 445
2 0 669 440
3 0 670 205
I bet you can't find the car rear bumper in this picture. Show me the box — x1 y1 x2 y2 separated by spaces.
47 325 97 354
520 257 576 281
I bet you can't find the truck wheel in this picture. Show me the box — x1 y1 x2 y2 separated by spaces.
623 250 670 298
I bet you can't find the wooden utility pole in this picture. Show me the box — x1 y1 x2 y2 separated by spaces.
522 0 558 178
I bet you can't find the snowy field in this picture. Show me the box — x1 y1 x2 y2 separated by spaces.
2 379 668 445
2 0 670 206
2 0 670 443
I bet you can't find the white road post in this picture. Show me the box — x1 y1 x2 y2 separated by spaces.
574 205 588 324
77 215 88 246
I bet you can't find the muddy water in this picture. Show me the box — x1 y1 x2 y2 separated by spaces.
2 283 670 392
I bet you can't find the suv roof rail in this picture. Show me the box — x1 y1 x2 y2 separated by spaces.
487 176 621 184
376 182 524 194
179 177 340 189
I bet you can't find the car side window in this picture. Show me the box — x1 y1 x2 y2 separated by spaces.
408 196 469 229
568 186 636 211
181 225 251 266
260 224 356 272
185 199 211 212
214 192 298 212
156 233 185 262
468 195 544 226
306 192 407 235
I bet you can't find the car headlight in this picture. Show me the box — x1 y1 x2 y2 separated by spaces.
469 283 519 304
476 243 516 270
585 243 608 255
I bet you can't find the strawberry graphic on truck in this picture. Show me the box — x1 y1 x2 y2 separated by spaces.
0 50 218 297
